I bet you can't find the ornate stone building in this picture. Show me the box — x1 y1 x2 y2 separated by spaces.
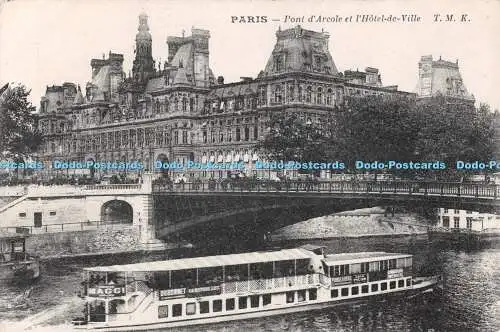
36 14 414 179
415 55 474 103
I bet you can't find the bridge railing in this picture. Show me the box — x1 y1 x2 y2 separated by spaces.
152 180 500 199
0 221 140 235
84 184 142 191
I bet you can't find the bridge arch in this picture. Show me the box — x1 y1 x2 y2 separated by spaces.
100 199 133 224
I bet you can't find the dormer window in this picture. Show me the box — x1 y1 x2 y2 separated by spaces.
274 55 283 72
314 56 322 71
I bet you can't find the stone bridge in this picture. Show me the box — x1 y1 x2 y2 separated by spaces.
0 175 499 244
153 179 500 239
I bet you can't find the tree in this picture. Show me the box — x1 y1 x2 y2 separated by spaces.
0 83 42 159
256 111 333 164
334 95 418 168
413 97 495 180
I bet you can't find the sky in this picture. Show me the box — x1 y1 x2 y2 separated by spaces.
0 0 499 111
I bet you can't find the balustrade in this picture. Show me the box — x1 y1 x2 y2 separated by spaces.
152 179 500 199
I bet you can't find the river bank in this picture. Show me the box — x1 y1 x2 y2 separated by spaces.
271 207 429 241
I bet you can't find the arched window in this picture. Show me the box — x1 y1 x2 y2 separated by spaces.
274 85 282 104
316 87 323 104
182 97 188 112
306 86 312 103
254 126 258 140
164 99 169 113
244 127 250 141
287 84 295 102
298 86 303 102
326 88 333 105
236 127 241 141
173 98 179 111
259 87 267 106
275 55 283 72
190 97 195 112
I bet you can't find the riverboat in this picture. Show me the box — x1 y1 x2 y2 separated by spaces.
72 245 441 331
0 232 40 282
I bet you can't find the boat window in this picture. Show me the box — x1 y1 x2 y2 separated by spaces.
331 289 339 298
88 300 106 322
226 298 235 311
200 301 209 314
398 280 405 288
351 286 359 295
309 289 317 300
405 257 412 267
341 287 349 296
108 299 126 314
186 302 196 315
198 267 224 287
171 269 197 289
390 281 396 289
297 290 306 302
274 260 296 277
350 263 361 274
371 284 378 292
381 282 387 291
396 258 405 268
172 303 182 317
380 260 388 271
213 300 222 312
286 291 294 303
361 285 369 293
158 305 168 318
406 278 411 287
389 259 397 269
296 259 311 276
360 262 369 273
322 262 329 276
239 296 248 309
250 295 260 308
225 264 249 282
249 262 274 280
369 261 379 272
263 294 272 306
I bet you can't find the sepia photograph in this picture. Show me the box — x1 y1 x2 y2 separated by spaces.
0 0 499 331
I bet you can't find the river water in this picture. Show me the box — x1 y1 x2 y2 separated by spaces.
0 236 499 332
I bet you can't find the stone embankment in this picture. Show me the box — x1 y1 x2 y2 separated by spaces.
272 207 429 240
26 225 144 258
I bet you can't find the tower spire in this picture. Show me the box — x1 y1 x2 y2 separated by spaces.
132 12 154 82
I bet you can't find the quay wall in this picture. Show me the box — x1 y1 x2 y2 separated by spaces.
26 225 142 258
1 196 88 226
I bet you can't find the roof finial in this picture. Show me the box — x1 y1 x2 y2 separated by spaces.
182 29 185 38
439 55 442 60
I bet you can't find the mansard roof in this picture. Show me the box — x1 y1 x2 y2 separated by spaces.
263 25 339 77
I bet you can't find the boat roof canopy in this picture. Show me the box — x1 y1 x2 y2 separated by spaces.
84 248 316 273
322 252 412 266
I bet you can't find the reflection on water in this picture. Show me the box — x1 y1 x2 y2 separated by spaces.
0 237 499 331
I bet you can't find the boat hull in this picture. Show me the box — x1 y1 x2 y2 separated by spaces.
75 277 440 331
